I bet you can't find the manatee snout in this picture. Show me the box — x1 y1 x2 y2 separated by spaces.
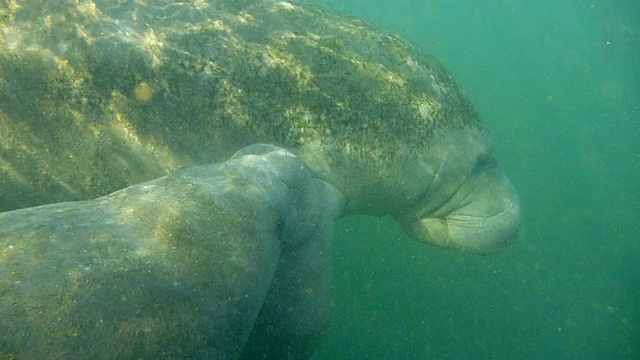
400 167 521 254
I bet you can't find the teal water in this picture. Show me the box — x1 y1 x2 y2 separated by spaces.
311 0 639 358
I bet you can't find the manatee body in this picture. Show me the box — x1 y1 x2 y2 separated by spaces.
0 144 344 359
0 0 519 252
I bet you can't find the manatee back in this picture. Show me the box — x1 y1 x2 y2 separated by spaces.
0 0 479 214
0 145 344 358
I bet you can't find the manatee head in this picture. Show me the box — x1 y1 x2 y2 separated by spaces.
389 131 521 254
298 125 520 254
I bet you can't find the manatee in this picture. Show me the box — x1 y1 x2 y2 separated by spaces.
0 0 520 253
0 144 344 359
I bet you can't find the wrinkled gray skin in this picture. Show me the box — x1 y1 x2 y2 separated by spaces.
0 145 344 359
384 132 521 253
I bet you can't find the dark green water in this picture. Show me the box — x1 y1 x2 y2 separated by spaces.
310 0 639 358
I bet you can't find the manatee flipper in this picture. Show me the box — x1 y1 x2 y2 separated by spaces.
241 178 344 359
0 145 344 359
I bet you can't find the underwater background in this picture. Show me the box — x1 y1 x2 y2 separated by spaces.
308 0 639 358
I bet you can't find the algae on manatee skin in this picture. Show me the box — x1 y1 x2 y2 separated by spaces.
0 0 480 212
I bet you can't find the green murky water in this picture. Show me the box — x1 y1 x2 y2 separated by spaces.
312 0 639 358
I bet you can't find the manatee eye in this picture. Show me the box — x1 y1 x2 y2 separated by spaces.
274 217 285 240
474 150 497 173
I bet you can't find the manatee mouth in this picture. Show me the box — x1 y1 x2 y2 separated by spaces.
398 168 521 254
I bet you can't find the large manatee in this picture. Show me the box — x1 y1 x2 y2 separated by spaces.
0 0 520 253
0 144 344 358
